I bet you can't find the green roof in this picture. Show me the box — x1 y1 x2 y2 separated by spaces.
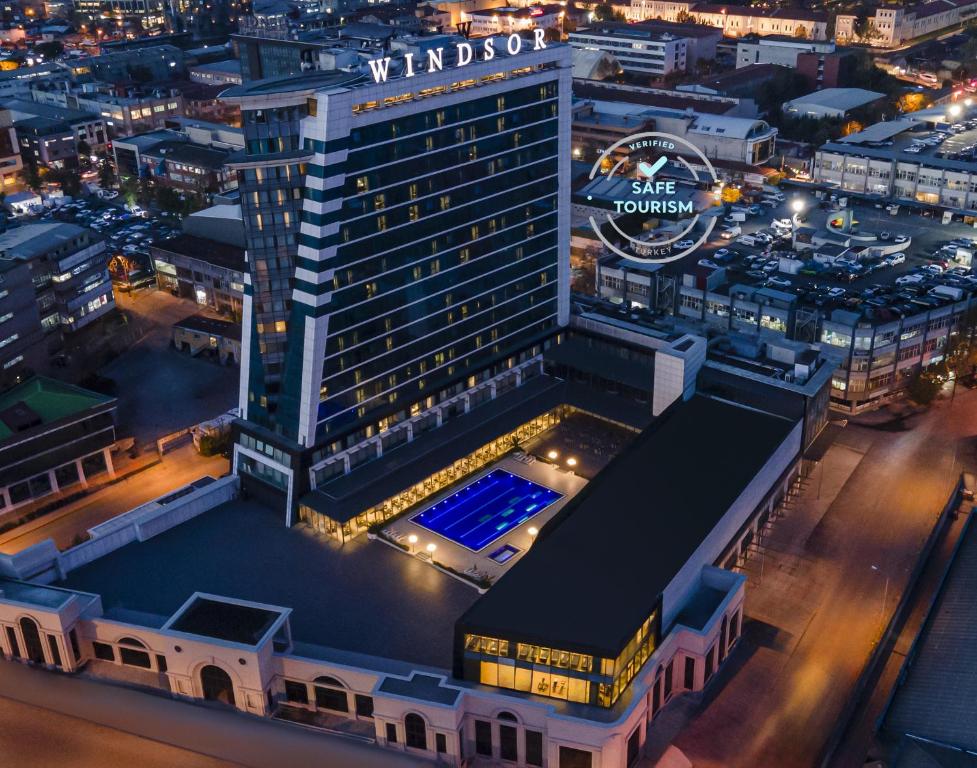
0 377 114 441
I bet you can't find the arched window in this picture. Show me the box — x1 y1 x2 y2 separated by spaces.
18 617 44 664
118 636 151 668
200 664 235 706
314 676 349 713
404 713 427 750
314 675 345 687
497 710 518 722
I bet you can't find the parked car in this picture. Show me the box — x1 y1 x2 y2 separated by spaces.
676 239 695 249
884 253 906 266
896 274 924 285
767 276 791 288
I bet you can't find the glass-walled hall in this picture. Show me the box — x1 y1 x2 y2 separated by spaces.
297 407 568 542
461 608 659 708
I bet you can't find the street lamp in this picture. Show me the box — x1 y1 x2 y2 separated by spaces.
949 103 963 119
426 543 437 561
407 534 417 553
527 526 539 540
566 457 577 467
547 450 559 460
791 198 805 240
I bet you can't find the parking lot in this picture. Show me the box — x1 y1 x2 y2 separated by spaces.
36 196 181 285
669 192 977 317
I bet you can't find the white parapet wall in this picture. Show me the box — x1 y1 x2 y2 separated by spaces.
0 476 239 583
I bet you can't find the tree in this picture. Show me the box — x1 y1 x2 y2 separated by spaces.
23 163 42 192
98 154 116 188
675 9 696 23
33 40 64 61
853 16 880 43
593 4 626 22
794 24 809 39
907 370 941 405
46 166 81 196
897 91 926 113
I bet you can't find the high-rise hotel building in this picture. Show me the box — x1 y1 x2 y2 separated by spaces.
222 34 571 518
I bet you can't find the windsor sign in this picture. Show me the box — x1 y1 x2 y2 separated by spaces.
367 31 548 84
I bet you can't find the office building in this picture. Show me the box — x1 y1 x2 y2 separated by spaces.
836 0 977 48
72 0 168 30
189 59 244 87
615 0 829 41
0 224 115 337
6 101 108 156
812 108 977 211
152 234 246 316
783 88 884 120
0 63 64 102
31 85 185 138
733 34 861 90
463 5 564 36
66 45 186 84
0 377 117 516
569 23 691 77
572 97 777 166
0 109 22 190
111 124 241 194
221 33 571 516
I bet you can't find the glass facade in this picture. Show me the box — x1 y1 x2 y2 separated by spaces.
462 608 659 708
232 62 563 454
310 81 562 445
298 406 565 541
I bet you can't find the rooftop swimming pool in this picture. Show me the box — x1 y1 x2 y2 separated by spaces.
411 469 562 552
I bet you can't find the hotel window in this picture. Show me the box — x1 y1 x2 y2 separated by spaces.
284 680 309 704
92 641 115 661
526 730 544 767
404 714 427 750
377 214 387 232
386 723 398 744
475 720 492 756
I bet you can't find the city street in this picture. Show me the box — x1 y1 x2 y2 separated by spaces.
644 388 977 767
0 694 234 768
0 444 227 554
0 660 427 768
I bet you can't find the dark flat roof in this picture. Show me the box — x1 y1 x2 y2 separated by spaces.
174 314 242 341
458 395 796 658
151 234 245 272
303 375 652 523
572 81 735 115
60 499 479 668
168 596 281 645
304 376 565 522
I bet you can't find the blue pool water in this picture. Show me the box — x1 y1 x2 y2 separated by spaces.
411 469 562 552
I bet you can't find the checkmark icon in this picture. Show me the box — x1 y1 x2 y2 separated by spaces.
637 156 668 178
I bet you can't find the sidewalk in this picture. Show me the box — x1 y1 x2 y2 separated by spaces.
0 444 228 554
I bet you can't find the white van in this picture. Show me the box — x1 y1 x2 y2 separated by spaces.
736 234 758 246
721 225 741 240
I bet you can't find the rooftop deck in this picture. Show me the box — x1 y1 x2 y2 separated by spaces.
60 500 479 669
